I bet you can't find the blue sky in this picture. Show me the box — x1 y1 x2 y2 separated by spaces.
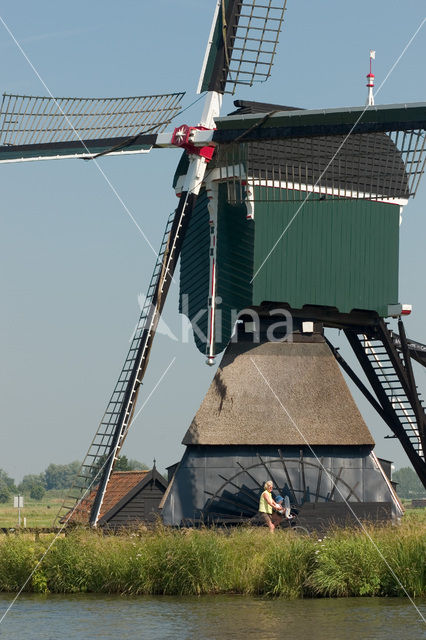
0 1 425 481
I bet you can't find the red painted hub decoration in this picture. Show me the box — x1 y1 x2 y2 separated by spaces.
171 124 215 162
172 124 191 146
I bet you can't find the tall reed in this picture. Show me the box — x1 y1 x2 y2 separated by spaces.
306 522 425 597
261 533 314 598
0 519 424 598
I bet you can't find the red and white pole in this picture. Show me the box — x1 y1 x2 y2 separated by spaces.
366 50 375 106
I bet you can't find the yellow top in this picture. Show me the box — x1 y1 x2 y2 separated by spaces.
259 490 272 514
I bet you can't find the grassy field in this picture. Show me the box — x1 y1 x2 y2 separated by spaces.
0 490 63 528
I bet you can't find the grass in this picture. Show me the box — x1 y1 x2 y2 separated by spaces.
305 523 425 597
0 512 424 598
0 490 63 528
402 505 426 524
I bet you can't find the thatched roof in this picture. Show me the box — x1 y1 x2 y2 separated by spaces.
183 337 374 446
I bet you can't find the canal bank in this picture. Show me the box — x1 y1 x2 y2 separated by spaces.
0 519 424 598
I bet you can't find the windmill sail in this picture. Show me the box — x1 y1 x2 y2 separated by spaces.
55 209 175 526
0 91 185 162
56 187 201 526
198 0 288 95
54 111 216 524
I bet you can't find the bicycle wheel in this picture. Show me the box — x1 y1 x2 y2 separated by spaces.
289 524 310 535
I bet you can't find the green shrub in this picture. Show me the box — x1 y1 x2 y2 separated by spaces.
0 536 43 592
306 531 384 596
0 482 10 504
377 523 425 597
30 485 45 501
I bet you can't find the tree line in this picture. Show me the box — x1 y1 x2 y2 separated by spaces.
0 456 148 502
392 467 425 500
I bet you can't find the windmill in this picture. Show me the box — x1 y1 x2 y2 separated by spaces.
27 0 286 525
1 1 425 527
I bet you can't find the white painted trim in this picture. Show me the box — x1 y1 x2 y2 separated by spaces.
249 179 409 206
197 0 222 95
182 155 208 196
370 451 404 517
155 132 176 146
207 165 246 182
0 148 152 164
173 174 186 196
245 182 255 219
198 91 222 129
205 165 409 206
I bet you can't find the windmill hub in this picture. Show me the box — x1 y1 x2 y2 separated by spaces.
171 124 215 161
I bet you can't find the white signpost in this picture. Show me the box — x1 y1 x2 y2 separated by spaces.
13 495 24 526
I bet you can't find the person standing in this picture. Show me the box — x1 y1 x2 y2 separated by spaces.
258 480 282 532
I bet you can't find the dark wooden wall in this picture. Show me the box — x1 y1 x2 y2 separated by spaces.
295 502 393 533
107 479 165 527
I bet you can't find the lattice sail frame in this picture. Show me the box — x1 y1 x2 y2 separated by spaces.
215 128 426 203
198 0 287 95
56 210 177 525
0 91 185 147
225 0 287 93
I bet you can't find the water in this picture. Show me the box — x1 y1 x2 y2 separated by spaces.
0 593 424 639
